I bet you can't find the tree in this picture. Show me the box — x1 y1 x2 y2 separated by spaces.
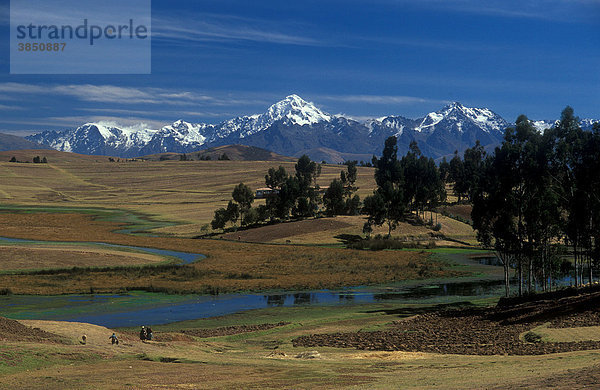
449 151 466 203
9 156 16 162
218 153 230 161
293 155 321 218
439 157 450 183
323 179 346 216
232 183 255 226
226 201 240 226
461 141 486 202
364 136 407 237
324 161 361 216
265 166 287 190
32 156 41 164
211 207 230 230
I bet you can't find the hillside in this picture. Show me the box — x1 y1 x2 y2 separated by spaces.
0 149 115 164
0 133 52 152
141 144 295 162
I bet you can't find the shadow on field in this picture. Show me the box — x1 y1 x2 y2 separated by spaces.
363 301 475 317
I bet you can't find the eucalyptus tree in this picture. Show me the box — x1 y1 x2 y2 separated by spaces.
363 136 406 237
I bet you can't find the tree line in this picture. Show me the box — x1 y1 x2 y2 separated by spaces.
212 144 447 238
211 155 361 230
466 107 600 297
9 156 48 163
362 138 446 237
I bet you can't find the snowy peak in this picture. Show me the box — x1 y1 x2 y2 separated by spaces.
415 102 508 134
215 95 332 140
158 120 208 146
266 95 331 126
366 115 414 136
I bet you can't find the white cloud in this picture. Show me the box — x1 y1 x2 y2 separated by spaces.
0 82 274 108
153 13 327 47
319 94 444 105
379 0 600 22
0 104 24 111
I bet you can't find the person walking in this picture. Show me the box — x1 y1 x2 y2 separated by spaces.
109 333 119 345
140 326 147 341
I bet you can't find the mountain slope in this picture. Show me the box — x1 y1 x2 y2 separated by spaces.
0 132 52 152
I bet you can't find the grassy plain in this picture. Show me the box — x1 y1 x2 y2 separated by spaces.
0 212 468 295
0 150 477 243
0 150 377 237
1 303 600 389
0 243 168 271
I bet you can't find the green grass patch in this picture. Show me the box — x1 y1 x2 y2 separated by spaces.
0 345 102 375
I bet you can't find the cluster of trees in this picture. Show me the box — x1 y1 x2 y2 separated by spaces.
322 161 361 216
9 156 48 163
362 138 445 236
439 141 486 204
469 107 600 297
212 155 361 230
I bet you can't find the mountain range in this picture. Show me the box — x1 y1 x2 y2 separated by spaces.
26 95 599 163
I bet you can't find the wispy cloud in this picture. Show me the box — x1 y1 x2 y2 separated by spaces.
153 13 327 47
0 104 24 111
49 116 167 130
319 94 445 105
381 0 600 22
0 83 273 108
1 116 167 131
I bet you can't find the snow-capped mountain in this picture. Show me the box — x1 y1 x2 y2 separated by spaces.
28 123 157 157
580 119 599 131
530 118 599 133
26 96 599 163
413 102 508 134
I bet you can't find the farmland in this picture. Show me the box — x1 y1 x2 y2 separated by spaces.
0 150 377 237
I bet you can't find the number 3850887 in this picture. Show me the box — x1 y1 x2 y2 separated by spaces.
18 43 66 52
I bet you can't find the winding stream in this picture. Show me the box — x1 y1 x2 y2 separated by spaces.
0 236 205 265
0 236 509 328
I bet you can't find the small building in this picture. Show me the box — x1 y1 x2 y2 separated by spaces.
255 187 280 199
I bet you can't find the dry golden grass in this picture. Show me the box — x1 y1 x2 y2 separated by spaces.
0 151 376 236
221 213 475 246
532 324 600 343
0 212 465 295
2 314 600 390
0 245 166 270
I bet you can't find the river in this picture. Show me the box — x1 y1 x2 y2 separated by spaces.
0 237 509 328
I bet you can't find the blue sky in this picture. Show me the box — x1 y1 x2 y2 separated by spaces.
0 0 599 136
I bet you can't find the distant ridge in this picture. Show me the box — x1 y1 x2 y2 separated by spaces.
0 132 52 152
141 144 295 162
27 96 600 162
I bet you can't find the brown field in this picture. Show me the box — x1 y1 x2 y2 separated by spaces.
0 244 167 270
0 150 376 237
0 212 465 295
